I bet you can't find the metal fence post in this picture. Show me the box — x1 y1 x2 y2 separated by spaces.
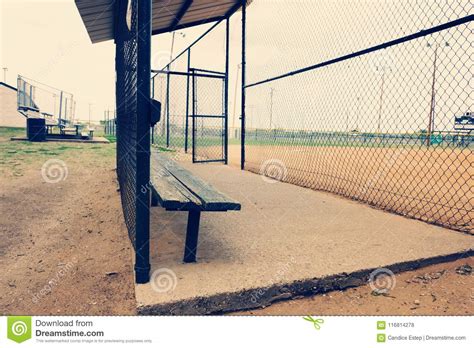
151 75 155 144
134 0 152 284
166 65 171 147
192 71 196 163
224 18 230 165
240 0 246 170
58 91 63 125
185 49 191 153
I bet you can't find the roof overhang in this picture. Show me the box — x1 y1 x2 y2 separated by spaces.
75 0 244 44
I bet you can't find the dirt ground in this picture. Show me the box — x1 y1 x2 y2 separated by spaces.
237 257 473 316
227 144 473 233
0 127 472 316
0 127 136 315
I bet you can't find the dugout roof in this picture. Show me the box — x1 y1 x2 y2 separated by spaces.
75 0 245 43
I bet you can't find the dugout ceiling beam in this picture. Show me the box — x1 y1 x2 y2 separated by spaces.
74 0 246 44
170 0 194 30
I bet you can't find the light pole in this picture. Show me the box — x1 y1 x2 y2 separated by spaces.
166 31 185 146
376 65 391 136
53 94 57 117
88 103 93 127
232 63 242 131
2 67 7 83
269 87 275 129
168 31 185 70
356 96 360 132
426 41 449 146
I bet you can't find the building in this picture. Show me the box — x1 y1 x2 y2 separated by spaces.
0 82 26 128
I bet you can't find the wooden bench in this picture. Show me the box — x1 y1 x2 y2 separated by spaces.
80 128 94 139
150 152 241 262
59 124 81 136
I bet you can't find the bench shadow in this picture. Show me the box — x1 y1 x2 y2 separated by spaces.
149 208 235 265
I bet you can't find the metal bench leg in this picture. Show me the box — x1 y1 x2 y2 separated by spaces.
183 210 201 263
151 192 159 207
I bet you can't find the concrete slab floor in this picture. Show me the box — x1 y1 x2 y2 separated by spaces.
136 161 473 315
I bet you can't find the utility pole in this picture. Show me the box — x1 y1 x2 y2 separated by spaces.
356 96 360 132
232 63 242 130
169 32 176 68
53 94 57 117
426 45 438 147
377 66 388 135
168 31 185 70
88 103 93 127
2 67 7 83
58 91 63 125
426 42 448 146
269 87 275 129
165 32 184 146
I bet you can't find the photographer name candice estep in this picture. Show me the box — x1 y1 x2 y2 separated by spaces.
387 335 467 342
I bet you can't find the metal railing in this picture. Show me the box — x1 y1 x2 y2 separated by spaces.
17 75 76 124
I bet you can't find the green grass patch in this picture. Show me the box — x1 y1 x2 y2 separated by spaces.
103 135 116 143
0 126 116 177
152 145 176 152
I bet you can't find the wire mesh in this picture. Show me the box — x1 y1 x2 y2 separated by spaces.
192 73 226 162
151 19 229 163
152 72 189 149
104 110 116 136
244 0 473 233
115 0 139 248
115 0 151 283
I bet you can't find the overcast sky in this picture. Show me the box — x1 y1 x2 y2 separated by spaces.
1 0 470 132
0 0 224 122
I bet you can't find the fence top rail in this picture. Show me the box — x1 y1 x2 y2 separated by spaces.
245 14 474 89
18 75 73 96
151 69 226 79
189 68 226 76
159 19 224 71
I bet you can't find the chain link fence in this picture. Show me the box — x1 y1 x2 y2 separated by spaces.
103 110 116 136
151 20 229 163
243 1 473 233
192 70 227 163
152 71 189 149
115 0 151 283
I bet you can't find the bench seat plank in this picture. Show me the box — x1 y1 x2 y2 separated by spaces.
150 151 241 212
150 163 202 210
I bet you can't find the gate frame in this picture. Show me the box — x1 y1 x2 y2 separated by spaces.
190 68 228 163
151 15 233 165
